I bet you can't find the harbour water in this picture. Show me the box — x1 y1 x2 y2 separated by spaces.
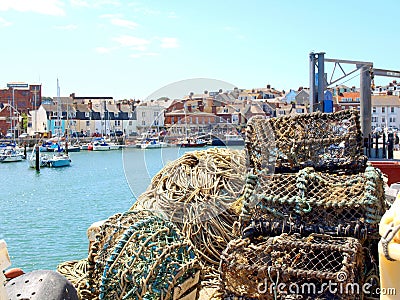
0 146 218 272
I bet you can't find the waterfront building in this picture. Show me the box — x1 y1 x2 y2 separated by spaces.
0 103 20 137
28 105 48 136
371 95 400 131
0 83 42 114
135 99 170 133
373 80 400 96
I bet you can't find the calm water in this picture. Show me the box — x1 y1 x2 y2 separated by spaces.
0 146 213 272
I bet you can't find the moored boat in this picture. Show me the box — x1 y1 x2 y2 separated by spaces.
28 146 49 168
0 147 24 163
140 138 168 149
47 153 71 168
178 138 207 148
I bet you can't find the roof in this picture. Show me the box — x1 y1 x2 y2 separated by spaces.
372 95 400 106
106 103 119 113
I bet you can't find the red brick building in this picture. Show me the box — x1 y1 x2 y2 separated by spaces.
0 83 42 114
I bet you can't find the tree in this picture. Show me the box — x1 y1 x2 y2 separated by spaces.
21 113 28 131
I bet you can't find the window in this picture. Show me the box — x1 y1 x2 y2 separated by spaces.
86 121 90 126
154 111 158 117
142 111 146 117
382 117 386 123
372 107 376 113
85 112 90 118
391 107 395 113
390 117 396 123
372 117 378 122
115 120 120 126
129 121 132 125
142 120 146 125
382 107 386 113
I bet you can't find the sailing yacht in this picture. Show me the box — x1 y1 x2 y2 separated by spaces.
48 79 71 167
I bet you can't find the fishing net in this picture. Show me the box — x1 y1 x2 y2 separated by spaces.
57 259 89 299
219 234 363 300
130 148 247 284
240 166 387 240
246 110 367 174
58 210 201 300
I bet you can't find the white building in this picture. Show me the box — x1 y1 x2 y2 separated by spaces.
135 99 174 132
371 95 400 131
28 105 48 135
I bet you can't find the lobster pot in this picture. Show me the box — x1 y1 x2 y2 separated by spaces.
245 110 367 174
220 234 363 300
86 211 201 300
241 166 387 240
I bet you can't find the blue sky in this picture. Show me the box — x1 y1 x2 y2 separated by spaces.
0 0 398 100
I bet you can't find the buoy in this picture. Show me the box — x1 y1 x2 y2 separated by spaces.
4 267 25 279
379 193 400 299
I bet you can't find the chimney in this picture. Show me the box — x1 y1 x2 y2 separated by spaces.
198 100 204 112
88 100 92 110
267 84 271 89
70 93 75 99
117 102 121 111
188 104 192 112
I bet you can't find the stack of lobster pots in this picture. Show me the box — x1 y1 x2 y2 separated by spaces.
219 110 388 300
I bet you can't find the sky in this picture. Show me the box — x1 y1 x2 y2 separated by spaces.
0 0 399 100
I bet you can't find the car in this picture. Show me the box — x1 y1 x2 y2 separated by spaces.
19 133 29 138
111 130 124 137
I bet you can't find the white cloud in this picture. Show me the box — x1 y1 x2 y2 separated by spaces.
54 24 78 30
0 0 65 16
110 18 138 30
113 35 150 48
100 14 138 30
130 52 158 59
160 37 179 49
70 0 120 8
0 17 12 27
167 11 177 19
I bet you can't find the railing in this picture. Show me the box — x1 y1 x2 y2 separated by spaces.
365 133 397 159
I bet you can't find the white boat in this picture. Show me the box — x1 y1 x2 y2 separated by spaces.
0 147 24 163
47 153 71 168
140 138 168 149
28 146 49 168
92 139 111 151
92 139 121 151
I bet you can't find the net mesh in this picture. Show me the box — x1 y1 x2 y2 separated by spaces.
59 210 201 300
220 234 363 300
245 110 367 174
131 148 247 286
240 166 387 240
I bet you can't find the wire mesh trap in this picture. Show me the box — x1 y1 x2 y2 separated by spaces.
240 166 387 240
245 110 367 174
219 234 363 300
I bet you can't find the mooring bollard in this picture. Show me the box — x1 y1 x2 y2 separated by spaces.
35 144 40 171
0 240 11 300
